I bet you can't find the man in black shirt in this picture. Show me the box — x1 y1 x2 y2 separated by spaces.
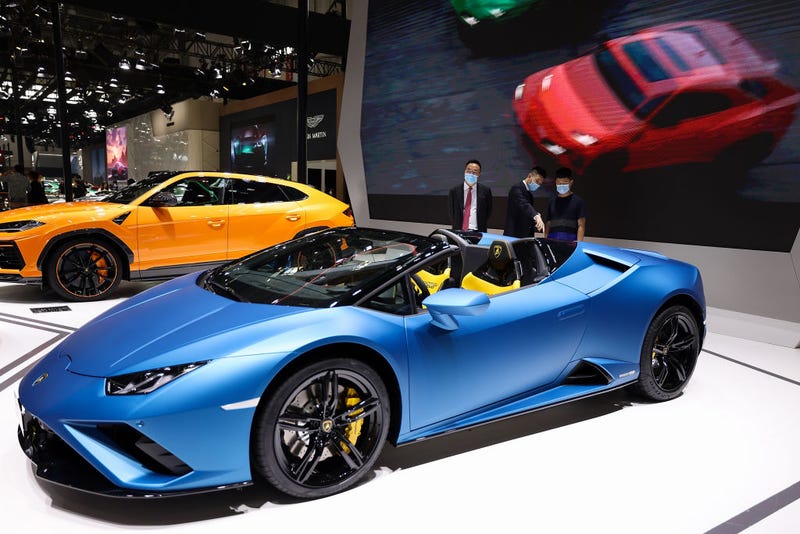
503 166 545 237
546 167 586 242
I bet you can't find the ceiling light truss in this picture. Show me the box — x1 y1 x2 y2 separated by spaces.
0 1 347 148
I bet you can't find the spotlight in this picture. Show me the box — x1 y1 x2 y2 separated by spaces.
119 58 131 70
156 83 165 94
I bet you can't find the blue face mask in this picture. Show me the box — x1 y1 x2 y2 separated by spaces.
527 181 540 192
556 184 570 195
464 172 478 186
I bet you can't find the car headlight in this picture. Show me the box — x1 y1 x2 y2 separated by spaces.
106 361 207 395
514 83 525 101
542 140 567 156
571 132 598 146
0 220 45 232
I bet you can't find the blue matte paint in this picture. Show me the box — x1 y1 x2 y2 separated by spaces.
17 229 705 495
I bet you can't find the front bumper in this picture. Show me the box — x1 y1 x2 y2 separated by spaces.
17 397 252 498
15 351 282 497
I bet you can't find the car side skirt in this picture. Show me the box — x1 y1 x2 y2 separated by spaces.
396 379 635 446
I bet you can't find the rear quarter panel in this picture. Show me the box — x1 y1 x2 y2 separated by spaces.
568 258 704 366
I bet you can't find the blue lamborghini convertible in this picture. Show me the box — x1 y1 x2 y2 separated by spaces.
17 227 705 499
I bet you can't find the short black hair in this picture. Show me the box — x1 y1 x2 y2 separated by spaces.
555 167 573 179
530 165 547 178
465 159 482 170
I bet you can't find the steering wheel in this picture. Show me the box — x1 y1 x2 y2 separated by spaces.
411 273 431 302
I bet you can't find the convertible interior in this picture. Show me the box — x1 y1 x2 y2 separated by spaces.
416 233 554 299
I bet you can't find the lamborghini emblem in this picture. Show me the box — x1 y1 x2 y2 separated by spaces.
32 372 48 386
492 244 503 259
321 419 334 433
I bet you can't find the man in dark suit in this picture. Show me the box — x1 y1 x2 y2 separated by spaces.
503 166 546 237
448 159 493 232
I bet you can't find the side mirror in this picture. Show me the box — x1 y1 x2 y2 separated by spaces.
423 288 490 331
146 191 178 207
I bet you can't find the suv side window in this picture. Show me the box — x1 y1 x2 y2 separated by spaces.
280 184 309 201
651 92 733 126
227 180 289 204
165 177 225 206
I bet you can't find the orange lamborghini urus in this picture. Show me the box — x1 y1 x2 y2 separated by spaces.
0 171 354 301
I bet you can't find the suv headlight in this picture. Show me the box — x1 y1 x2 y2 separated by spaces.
0 220 45 232
106 361 208 395
571 132 598 146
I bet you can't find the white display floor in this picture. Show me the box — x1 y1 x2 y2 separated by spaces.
1 281 798 533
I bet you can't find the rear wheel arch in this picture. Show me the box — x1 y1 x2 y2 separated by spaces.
653 294 705 339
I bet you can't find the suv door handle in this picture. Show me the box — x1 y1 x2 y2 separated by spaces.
285 213 301 222
207 219 225 228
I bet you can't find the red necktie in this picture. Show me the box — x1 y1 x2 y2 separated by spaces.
462 186 473 231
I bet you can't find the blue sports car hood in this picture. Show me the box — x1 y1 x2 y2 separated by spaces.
58 273 309 376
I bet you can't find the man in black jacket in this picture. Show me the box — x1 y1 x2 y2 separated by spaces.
503 166 546 237
448 159 493 232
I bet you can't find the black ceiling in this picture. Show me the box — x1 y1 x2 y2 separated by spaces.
0 0 349 151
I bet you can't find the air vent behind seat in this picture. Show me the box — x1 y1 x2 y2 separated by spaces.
584 250 633 273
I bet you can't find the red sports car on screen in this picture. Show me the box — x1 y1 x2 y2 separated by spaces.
512 20 799 174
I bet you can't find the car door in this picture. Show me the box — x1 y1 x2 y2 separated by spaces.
225 178 306 260
134 176 229 273
404 280 589 430
629 91 735 169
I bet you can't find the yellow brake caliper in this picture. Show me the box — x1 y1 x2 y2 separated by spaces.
340 387 363 453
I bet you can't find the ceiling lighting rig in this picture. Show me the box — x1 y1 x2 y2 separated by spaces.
0 1 348 150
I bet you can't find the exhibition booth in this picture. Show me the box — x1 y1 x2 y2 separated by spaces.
0 1 798 533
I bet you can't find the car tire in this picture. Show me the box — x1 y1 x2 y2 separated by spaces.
252 357 390 499
45 238 123 302
717 134 775 170
634 305 700 402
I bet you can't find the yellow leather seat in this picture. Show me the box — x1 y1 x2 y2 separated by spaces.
414 267 451 296
460 240 521 296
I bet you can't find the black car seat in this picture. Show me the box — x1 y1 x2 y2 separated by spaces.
461 240 522 295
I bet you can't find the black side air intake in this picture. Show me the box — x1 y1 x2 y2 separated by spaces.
563 361 613 386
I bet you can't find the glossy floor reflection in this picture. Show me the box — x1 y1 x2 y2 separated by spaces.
1 281 798 533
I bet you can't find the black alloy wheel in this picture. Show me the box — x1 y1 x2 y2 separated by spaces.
46 239 123 301
634 305 700 401
252 358 389 499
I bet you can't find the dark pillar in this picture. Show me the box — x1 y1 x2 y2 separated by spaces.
50 1 72 201
296 0 308 185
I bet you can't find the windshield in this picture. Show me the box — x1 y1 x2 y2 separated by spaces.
594 47 645 111
103 172 178 204
199 227 436 307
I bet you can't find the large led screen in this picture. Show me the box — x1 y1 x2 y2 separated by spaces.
361 0 800 252
105 126 128 183
220 89 338 179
